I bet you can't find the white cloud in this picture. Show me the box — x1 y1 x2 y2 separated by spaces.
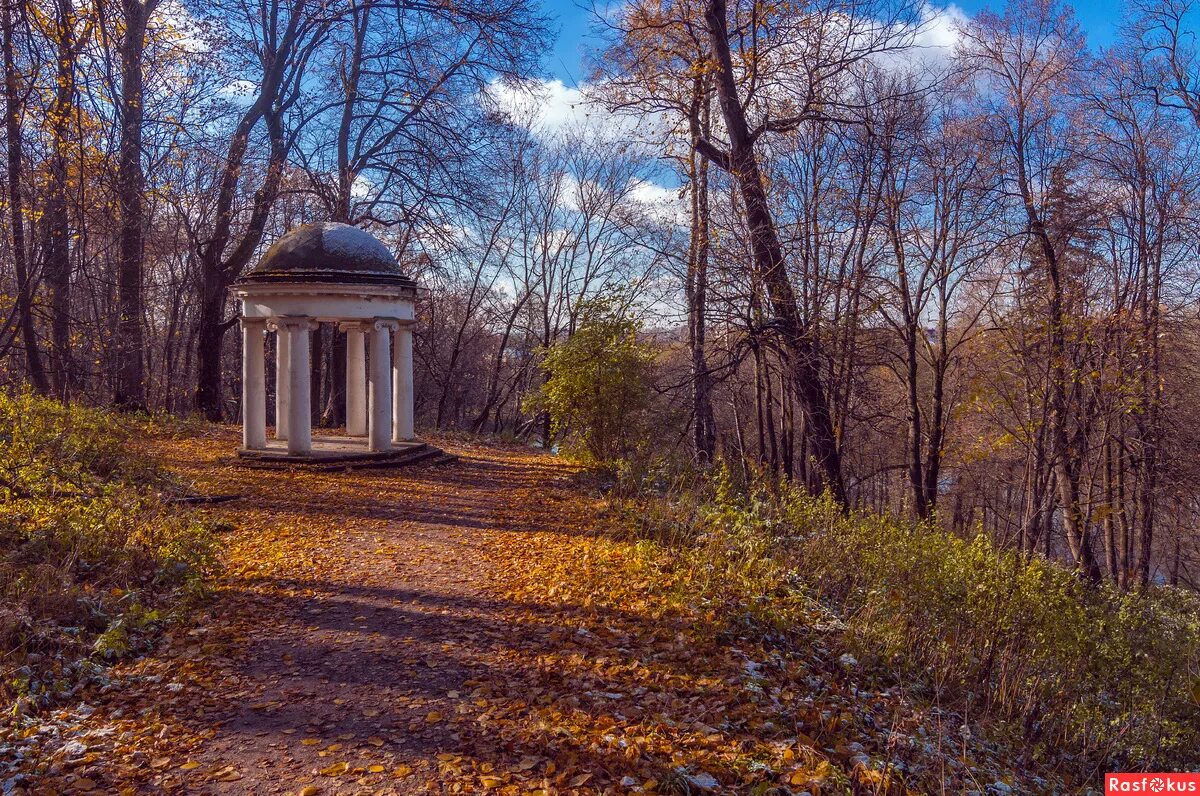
883 3 968 73
628 179 686 228
156 0 210 54
488 4 967 142
218 79 258 101
484 78 666 146
918 3 967 51
351 173 374 199
488 79 591 133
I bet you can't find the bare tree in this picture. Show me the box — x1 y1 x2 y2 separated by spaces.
2 0 47 391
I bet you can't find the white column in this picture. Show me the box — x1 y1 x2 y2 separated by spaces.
241 319 267 450
281 318 313 456
393 325 414 443
275 326 291 441
342 323 367 437
368 320 395 452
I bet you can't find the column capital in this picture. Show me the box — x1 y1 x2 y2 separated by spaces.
372 317 401 332
272 316 318 332
240 317 268 330
338 320 372 333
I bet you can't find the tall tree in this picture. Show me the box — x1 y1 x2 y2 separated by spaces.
686 73 717 461
193 0 332 419
3 0 47 392
696 0 911 504
109 0 161 409
41 0 84 398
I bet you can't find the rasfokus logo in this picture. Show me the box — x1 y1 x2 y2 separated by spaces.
1107 774 1200 794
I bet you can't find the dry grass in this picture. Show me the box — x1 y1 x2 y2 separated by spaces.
0 392 215 712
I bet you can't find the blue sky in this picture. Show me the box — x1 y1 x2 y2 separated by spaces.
952 0 1126 46
540 0 1127 86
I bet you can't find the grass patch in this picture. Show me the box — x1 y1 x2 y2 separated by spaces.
615 465 1200 777
0 391 217 715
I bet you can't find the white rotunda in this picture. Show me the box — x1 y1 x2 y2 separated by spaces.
233 222 424 463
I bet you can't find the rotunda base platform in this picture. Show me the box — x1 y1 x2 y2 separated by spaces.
237 435 455 471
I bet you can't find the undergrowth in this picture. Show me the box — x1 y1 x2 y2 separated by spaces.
0 391 217 716
612 463 1200 779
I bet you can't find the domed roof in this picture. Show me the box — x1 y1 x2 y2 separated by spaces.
239 222 415 287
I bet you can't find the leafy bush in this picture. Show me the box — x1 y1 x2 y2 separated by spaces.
527 295 657 465
622 466 1200 774
0 391 216 713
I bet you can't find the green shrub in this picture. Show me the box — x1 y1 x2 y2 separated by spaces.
787 495 1200 769
526 294 656 465
0 390 216 713
622 466 1200 773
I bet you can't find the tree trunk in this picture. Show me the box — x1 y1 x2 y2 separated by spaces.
44 0 75 399
113 0 154 410
778 367 793 479
318 2 369 429
1017 164 1101 581
887 210 927 518
686 74 716 461
1135 231 1163 588
922 285 950 514
472 291 531 433
311 323 324 426
195 0 301 419
3 0 48 393
752 339 766 463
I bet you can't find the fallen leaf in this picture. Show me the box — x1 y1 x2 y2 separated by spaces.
319 762 348 777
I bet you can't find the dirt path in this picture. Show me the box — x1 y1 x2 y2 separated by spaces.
180 438 565 793
172 432 617 795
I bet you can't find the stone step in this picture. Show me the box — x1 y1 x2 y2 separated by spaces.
236 440 455 471
310 446 457 472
